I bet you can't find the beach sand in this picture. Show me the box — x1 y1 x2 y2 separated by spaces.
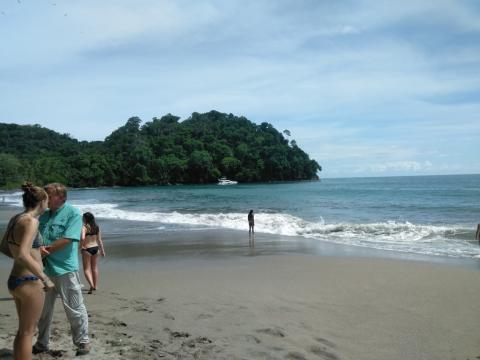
0 234 479 360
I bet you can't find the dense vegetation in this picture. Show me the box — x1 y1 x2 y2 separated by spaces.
0 111 321 188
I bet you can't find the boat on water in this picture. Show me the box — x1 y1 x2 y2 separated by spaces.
218 177 238 185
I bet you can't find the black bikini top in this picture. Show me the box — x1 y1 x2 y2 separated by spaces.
84 224 98 236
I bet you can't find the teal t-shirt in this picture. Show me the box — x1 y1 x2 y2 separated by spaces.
39 202 82 277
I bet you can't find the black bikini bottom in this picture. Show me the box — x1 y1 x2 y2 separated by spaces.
82 246 99 256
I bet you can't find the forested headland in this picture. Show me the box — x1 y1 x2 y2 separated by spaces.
0 111 321 188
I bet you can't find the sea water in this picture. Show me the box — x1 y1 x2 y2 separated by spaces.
1 174 479 259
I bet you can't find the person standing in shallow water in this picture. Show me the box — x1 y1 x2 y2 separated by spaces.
33 183 91 356
81 212 105 294
248 210 255 235
476 224 480 244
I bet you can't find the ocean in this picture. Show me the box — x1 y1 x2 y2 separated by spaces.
1 174 479 260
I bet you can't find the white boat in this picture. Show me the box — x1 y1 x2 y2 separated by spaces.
218 177 238 185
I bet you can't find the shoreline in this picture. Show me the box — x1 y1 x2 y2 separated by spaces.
1 204 479 270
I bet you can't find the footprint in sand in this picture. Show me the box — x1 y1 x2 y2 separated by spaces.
310 345 339 360
286 352 307 360
164 328 190 339
164 313 175 320
32 349 65 358
248 350 278 360
314 337 336 349
148 339 163 350
256 327 286 338
193 345 216 360
182 336 213 348
245 334 261 344
108 319 128 327
110 292 128 301
171 331 190 338
134 305 153 313
106 338 125 347
196 313 214 320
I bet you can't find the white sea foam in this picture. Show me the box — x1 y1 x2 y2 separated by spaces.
0 192 23 207
4 193 476 258
74 202 480 259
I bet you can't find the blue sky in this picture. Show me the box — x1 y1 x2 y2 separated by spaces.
1 0 479 178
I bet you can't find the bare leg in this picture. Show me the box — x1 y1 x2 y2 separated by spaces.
90 254 99 290
13 298 21 358
11 282 44 360
82 252 94 291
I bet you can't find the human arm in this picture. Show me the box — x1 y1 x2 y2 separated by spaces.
80 225 87 249
43 238 72 254
13 217 54 289
97 230 105 257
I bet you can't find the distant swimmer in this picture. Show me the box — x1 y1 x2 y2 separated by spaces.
476 224 480 244
248 210 254 235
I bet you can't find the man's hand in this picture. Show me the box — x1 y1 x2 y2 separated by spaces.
42 277 55 291
40 246 51 258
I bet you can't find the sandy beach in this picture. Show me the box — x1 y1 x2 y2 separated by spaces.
0 232 479 360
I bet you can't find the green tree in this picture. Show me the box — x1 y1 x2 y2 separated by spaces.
0 153 23 187
187 150 217 183
221 156 241 177
0 111 321 187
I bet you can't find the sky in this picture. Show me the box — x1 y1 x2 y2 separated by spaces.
1 0 479 178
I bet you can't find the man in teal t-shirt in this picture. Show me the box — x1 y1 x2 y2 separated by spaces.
41 199 82 276
33 183 91 356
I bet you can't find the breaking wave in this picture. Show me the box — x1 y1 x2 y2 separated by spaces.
75 203 479 259
3 192 477 258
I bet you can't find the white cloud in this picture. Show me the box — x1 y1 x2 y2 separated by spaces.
357 161 433 173
69 1 222 49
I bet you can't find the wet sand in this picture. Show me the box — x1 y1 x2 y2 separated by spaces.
0 235 479 359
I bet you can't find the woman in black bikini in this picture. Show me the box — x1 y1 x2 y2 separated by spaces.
3 182 54 360
80 212 105 294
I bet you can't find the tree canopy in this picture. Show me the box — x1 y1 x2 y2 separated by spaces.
0 111 321 188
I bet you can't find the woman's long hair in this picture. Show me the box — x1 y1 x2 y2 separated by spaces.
83 212 99 235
